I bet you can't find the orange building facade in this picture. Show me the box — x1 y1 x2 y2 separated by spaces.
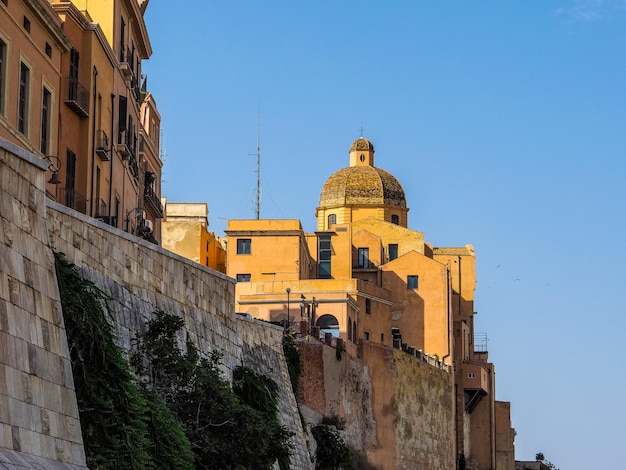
1 0 163 243
226 137 516 470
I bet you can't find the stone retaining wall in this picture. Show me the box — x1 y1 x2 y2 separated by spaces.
1 138 312 469
0 138 87 469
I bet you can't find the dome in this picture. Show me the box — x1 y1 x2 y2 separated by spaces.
319 165 407 208
350 138 375 152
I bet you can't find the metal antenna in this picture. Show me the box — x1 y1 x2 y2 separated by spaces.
248 109 262 219
256 112 261 220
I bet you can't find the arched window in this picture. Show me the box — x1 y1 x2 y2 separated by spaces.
316 314 339 338
347 316 352 341
328 214 336 228
352 321 357 343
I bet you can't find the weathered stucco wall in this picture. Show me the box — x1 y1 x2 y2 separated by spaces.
298 339 454 470
0 139 87 469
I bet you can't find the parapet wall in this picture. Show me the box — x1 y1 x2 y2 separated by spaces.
0 139 87 469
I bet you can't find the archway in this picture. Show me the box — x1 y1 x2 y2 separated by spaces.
316 314 339 338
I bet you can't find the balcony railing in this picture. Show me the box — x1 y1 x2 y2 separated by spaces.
65 78 89 117
143 184 164 219
60 187 88 214
96 130 110 161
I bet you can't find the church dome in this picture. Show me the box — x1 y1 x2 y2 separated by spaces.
319 165 407 208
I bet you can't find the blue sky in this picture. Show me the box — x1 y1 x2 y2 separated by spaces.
143 1 626 467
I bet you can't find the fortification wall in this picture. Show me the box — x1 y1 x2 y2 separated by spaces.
46 203 313 469
0 138 312 469
298 339 454 470
0 139 87 469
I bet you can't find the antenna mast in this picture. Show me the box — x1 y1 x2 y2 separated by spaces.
255 113 261 219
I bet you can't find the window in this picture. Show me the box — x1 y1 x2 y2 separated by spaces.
364 331 370 341
236 238 251 255
65 149 76 208
357 247 369 268
236 274 251 282
118 95 127 143
319 235 332 279
391 214 399 225
119 17 126 62
328 213 336 227
23 16 30 33
45 42 52 58
40 87 51 154
407 275 418 289
0 39 6 114
388 244 398 261
468 373 476 379
18 62 30 135
365 298 371 314
380 333 384 342
68 49 79 103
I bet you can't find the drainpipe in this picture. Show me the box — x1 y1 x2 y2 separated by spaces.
442 265 452 364
89 66 98 216
108 93 115 224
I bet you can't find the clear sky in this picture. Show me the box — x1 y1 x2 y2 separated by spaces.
143 1 626 468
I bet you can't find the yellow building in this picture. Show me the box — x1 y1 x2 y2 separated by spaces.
226 136 515 470
1 0 163 242
161 199 226 273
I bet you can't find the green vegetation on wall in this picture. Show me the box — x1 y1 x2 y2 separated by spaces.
54 252 193 469
55 253 291 469
132 309 293 469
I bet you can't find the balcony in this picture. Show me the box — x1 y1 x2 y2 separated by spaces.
119 47 134 80
60 187 88 214
143 184 164 219
65 78 89 117
96 130 110 161
463 361 490 413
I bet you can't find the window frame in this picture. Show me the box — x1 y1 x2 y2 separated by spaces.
236 238 251 255
357 247 369 269
328 213 336 228
388 243 398 261
0 37 6 115
18 61 30 135
40 86 51 154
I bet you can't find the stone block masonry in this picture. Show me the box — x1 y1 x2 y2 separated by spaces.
0 138 87 469
1 137 313 469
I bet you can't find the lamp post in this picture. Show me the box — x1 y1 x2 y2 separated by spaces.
125 207 144 232
286 288 291 333
44 155 62 185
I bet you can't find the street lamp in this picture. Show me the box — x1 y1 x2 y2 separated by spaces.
44 155 62 185
125 207 144 232
286 287 291 333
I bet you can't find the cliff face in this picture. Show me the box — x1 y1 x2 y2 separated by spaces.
0 139 313 469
